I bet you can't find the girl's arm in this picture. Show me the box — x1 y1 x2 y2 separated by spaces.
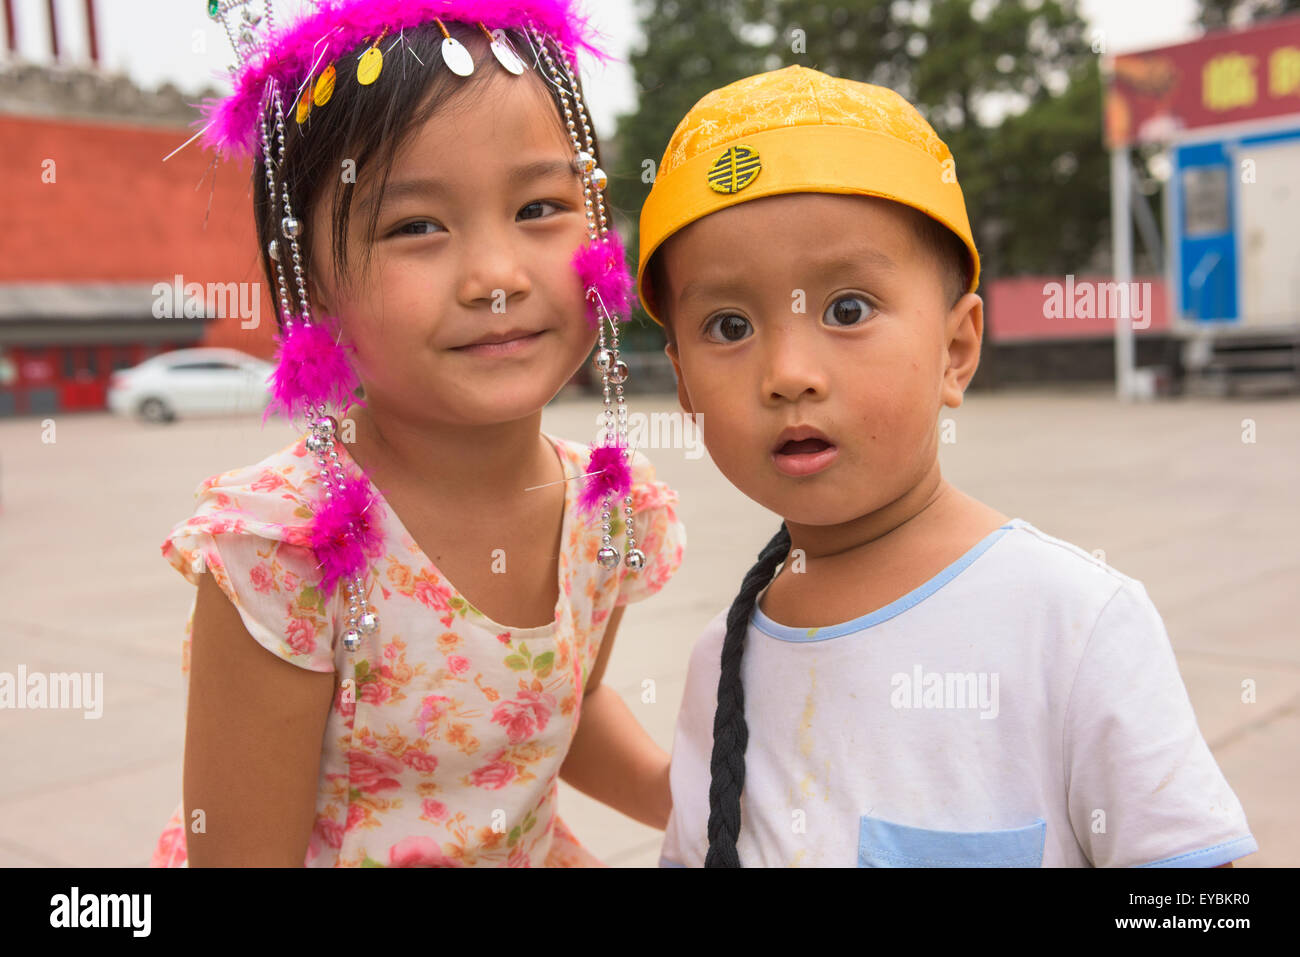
183 572 335 866
558 606 673 830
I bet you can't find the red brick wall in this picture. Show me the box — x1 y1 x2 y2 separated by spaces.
0 113 276 358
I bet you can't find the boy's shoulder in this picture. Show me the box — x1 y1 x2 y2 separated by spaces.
987 517 1137 595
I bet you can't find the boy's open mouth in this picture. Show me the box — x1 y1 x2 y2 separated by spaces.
777 437 832 455
771 428 838 477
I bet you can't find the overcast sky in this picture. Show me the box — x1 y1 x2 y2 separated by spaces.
4 0 1202 132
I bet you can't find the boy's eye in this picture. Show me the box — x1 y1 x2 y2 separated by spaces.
823 295 876 327
704 313 752 342
519 200 561 220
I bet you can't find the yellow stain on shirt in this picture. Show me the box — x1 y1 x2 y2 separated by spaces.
799 666 817 758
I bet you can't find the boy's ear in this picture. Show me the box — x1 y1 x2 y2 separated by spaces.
941 292 983 409
664 341 695 416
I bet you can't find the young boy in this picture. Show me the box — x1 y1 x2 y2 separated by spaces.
637 65 1257 867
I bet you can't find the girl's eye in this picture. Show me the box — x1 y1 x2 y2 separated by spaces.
519 201 561 221
703 313 752 342
823 295 876 327
395 220 444 237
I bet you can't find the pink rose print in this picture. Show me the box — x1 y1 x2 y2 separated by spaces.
345 803 367 831
507 843 531 867
401 749 439 773
388 835 460 868
249 471 288 493
248 562 273 594
314 817 343 850
446 655 469 676
284 617 316 656
413 579 452 613
347 750 403 794
416 694 452 737
360 680 392 706
421 799 448 821
490 689 556 744
282 570 299 592
469 749 517 790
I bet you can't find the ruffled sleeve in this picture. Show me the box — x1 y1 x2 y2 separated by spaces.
614 449 686 607
160 457 338 673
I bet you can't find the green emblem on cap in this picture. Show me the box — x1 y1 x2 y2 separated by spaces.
707 145 762 194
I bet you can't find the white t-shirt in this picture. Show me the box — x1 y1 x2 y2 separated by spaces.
660 518 1257 868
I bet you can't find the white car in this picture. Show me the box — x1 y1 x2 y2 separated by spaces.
107 348 276 423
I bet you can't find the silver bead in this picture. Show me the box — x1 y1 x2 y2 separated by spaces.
591 167 608 191
306 432 329 453
593 348 614 373
625 549 646 571
281 216 301 238
342 629 361 652
359 610 379 633
312 415 338 434
268 240 280 262
596 546 620 569
608 360 629 385
575 150 595 174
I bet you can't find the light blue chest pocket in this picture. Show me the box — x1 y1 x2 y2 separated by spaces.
858 815 1046 867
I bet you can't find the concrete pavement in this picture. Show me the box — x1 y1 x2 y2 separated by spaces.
0 386 1295 866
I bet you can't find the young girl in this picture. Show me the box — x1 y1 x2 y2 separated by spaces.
636 65 1256 868
150 1 684 868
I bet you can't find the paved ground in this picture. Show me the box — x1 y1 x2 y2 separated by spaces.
0 385 1295 867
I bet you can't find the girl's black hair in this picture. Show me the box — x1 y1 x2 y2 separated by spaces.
252 22 605 332
705 522 791 867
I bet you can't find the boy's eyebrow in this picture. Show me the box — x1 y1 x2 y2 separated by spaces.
358 158 576 216
675 249 898 306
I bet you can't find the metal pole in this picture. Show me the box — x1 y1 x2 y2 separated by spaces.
1111 146 1135 400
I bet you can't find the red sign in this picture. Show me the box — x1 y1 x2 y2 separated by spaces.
1105 14 1300 147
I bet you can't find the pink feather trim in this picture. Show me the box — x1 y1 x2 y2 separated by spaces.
578 442 633 516
310 474 387 599
263 318 361 425
572 230 635 328
197 0 614 157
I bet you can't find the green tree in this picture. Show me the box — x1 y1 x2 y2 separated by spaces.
1197 0 1300 28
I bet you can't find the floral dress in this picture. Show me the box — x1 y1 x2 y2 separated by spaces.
150 431 685 867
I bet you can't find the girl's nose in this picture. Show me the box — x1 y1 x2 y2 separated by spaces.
456 230 532 310
760 323 829 404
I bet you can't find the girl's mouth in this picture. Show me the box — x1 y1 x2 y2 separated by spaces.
772 436 838 477
453 330 546 357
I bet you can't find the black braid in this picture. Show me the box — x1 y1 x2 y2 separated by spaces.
704 524 792 867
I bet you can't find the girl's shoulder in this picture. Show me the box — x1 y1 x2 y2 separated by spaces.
162 433 321 579
545 432 679 513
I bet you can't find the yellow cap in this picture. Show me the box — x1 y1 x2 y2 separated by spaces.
637 65 981 326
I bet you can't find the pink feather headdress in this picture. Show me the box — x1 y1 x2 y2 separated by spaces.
196 0 615 158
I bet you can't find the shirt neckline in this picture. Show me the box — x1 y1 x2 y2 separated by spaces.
325 430 577 638
751 518 1026 642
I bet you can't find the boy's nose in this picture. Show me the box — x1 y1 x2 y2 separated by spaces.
761 325 828 403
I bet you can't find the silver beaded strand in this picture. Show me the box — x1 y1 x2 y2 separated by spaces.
530 25 644 572
265 84 378 652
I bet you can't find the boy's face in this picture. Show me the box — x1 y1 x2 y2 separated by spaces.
660 193 983 527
